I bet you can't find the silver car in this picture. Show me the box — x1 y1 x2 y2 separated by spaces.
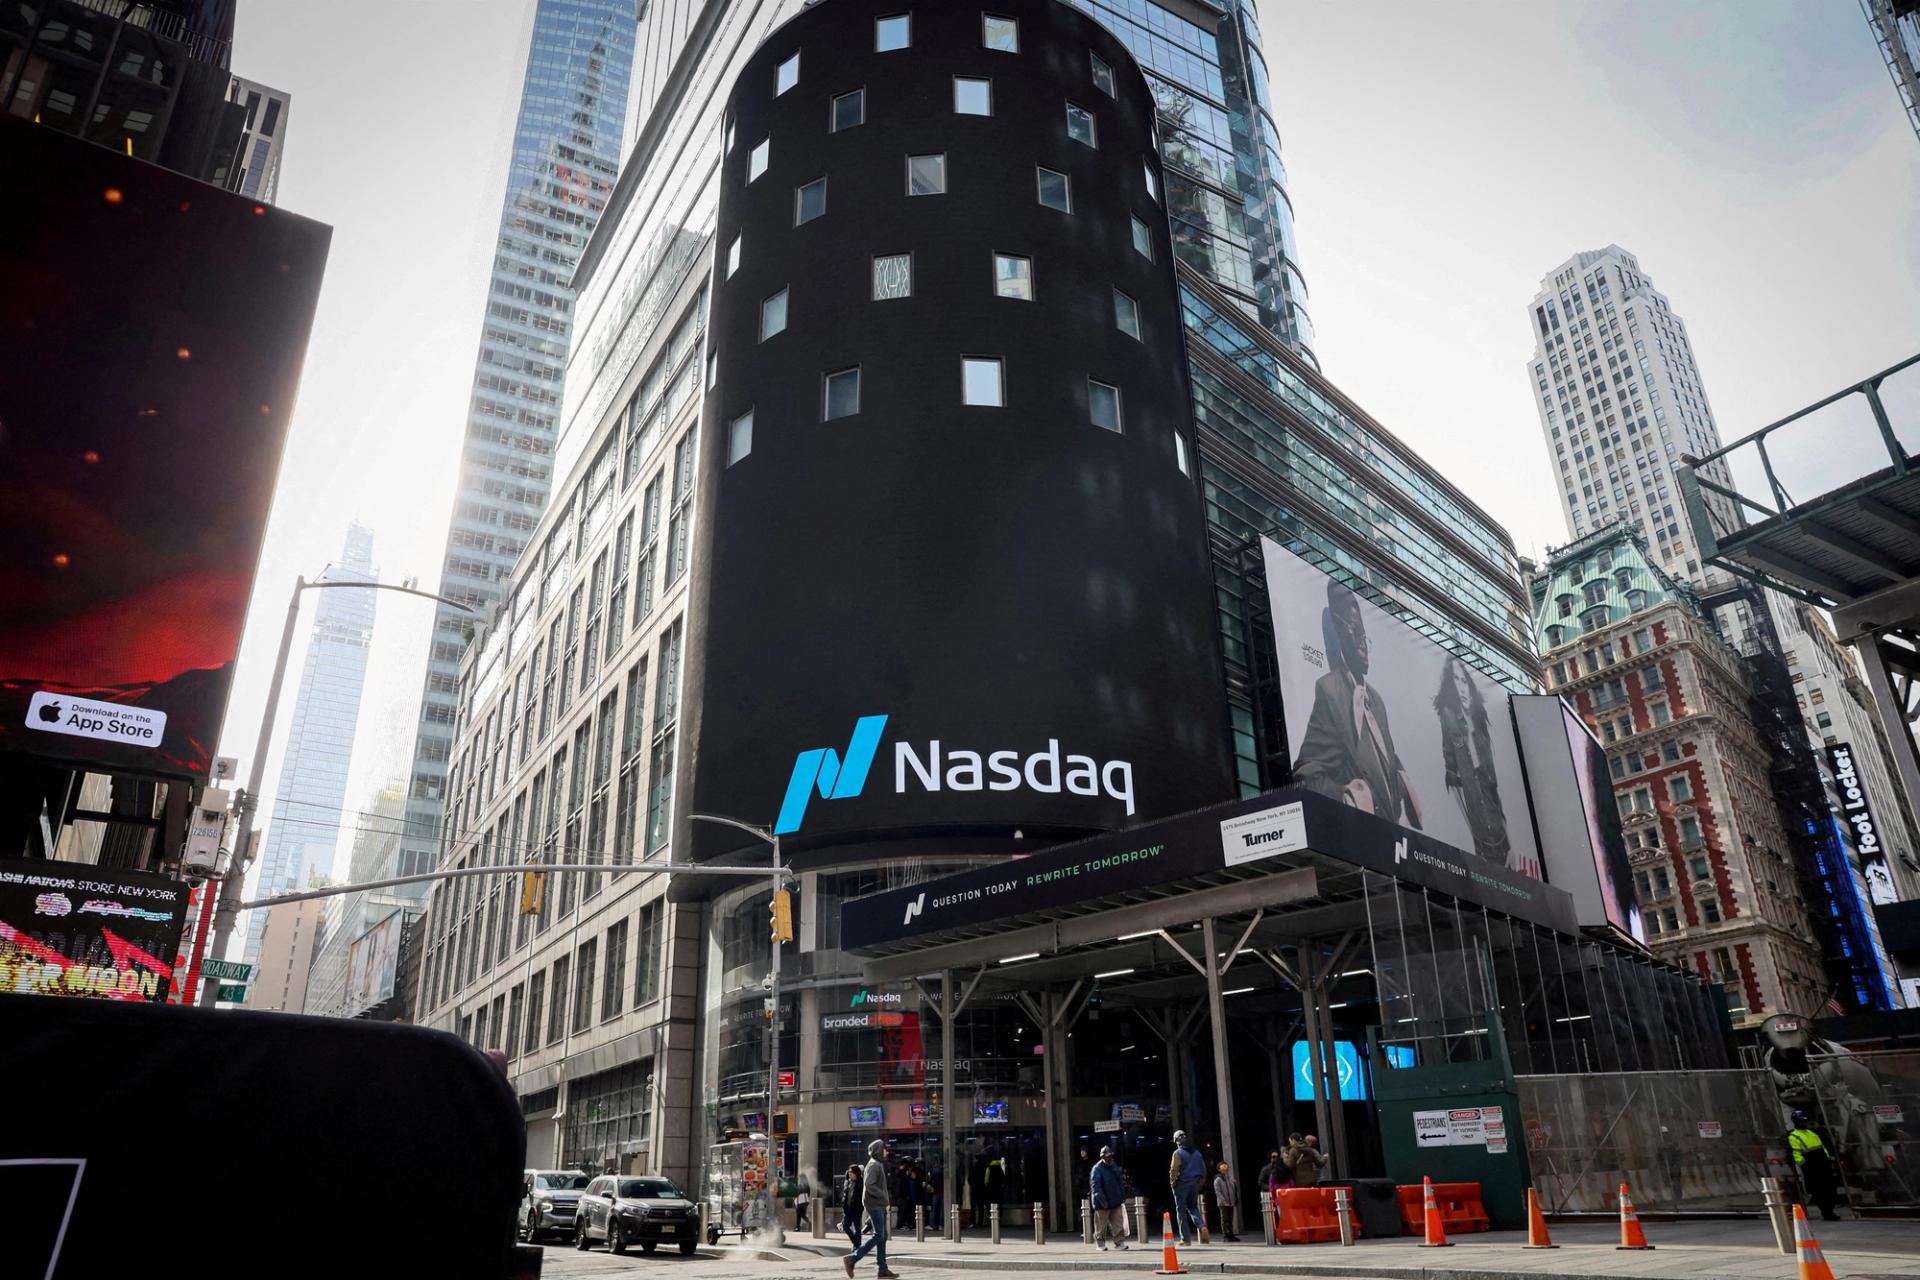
575 1174 701 1256
519 1169 590 1242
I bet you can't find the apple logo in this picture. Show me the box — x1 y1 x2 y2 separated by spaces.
38 702 62 723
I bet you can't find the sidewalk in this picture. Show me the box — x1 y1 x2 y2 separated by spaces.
775 1216 1920 1279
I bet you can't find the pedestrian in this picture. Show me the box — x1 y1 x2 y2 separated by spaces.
1286 1133 1329 1188
1212 1162 1240 1242
1089 1145 1130 1250
841 1162 865 1249
795 1173 812 1231
844 1139 898 1278
1167 1130 1207 1246
897 1163 918 1229
1254 1149 1282 1198
1789 1110 1843 1221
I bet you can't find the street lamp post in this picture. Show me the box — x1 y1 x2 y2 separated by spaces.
199 573 475 1004
689 811 787 1245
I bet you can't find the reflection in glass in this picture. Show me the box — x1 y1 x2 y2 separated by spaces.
872 253 912 300
823 367 860 420
1036 167 1070 212
907 153 945 195
962 358 1004 407
993 254 1033 300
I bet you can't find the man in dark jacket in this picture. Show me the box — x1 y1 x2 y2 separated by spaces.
1168 1131 1207 1246
844 1140 896 1277
1089 1146 1130 1251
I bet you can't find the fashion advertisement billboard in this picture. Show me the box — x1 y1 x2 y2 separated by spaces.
1260 537 1541 878
0 118 330 780
344 909 404 1016
0 858 190 1001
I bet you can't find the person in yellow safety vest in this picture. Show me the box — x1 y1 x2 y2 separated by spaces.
1788 1110 1842 1221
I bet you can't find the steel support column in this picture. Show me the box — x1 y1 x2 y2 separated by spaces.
1201 918 1241 1238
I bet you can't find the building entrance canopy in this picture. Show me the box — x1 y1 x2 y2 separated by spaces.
842 786 1576 960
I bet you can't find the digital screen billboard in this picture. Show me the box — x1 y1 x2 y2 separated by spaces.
0 118 330 780
1290 1040 1414 1101
849 1105 884 1129
1511 694 1644 943
1261 538 1541 878
1829 742 1897 905
344 909 405 1016
0 858 190 1001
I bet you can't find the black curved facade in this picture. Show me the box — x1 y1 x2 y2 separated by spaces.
684 0 1231 854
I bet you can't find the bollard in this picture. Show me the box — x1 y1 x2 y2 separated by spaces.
813 1202 825 1240
1034 1202 1046 1245
1260 1191 1275 1246
950 1203 962 1242
1081 1197 1093 1244
1761 1176 1793 1255
698 1202 710 1246
916 1204 926 1243
1198 1194 1209 1244
1334 1187 1355 1247
990 1202 1002 1244
1133 1195 1149 1246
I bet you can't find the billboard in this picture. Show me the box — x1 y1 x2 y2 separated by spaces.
1512 695 1644 943
1260 538 1541 878
0 858 190 1001
344 909 404 1016
0 117 330 780
1829 742 1897 905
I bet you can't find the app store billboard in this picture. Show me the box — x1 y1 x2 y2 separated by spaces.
0 119 330 780
1261 537 1541 879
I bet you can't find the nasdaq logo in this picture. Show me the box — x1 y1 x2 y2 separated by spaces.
774 715 888 835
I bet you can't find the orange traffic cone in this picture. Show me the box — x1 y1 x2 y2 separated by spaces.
1419 1176 1452 1248
1155 1210 1189 1275
1616 1184 1654 1251
1792 1203 1837 1280
1523 1186 1558 1249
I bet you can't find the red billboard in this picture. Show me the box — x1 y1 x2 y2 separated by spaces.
0 117 330 779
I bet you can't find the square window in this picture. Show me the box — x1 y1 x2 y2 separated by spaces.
907 153 946 195
954 76 992 115
876 13 910 51
1091 51 1116 96
993 253 1033 300
748 139 768 183
1175 433 1190 475
983 13 1018 51
1143 160 1158 202
1089 379 1122 432
760 288 788 341
726 234 741 278
872 253 912 300
1066 102 1096 147
774 51 799 96
795 176 827 225
832 88 865 132
962 357 1004 407
824 367 861 420
1130 214 1152 258
1036 167 1070 212
727 410 753 465
1113 288 1140 338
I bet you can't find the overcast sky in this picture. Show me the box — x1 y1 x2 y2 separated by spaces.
219 0 1920 878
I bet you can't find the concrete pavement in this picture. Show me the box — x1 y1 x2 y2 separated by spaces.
761 1216 1920 1279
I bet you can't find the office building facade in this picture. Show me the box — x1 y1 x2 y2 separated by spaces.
1862 0 1920 142
305 781 407 1019
242 523 377 967
224 74 290 203
399 0 635 885
1532 524 1828 1021
419 0 1540 1195
1526 246 1747 587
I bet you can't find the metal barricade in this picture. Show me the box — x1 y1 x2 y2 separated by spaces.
1809 1048 1920 1212
1515 1068 1781 1214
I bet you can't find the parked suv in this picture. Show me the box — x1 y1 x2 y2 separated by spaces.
575 1175 701 1255
519 1169 590 1242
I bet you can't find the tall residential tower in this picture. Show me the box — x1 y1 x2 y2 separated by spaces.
399 0 634 880
241 523 377 967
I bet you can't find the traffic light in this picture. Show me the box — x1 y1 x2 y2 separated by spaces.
520 869 546 916
770 889 794 943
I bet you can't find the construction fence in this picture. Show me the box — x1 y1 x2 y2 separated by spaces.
1515 1069 1785 1214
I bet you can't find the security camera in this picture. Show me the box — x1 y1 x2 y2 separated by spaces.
761 974 775 992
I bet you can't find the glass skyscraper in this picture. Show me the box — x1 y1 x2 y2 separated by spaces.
400 0 634 879
242 523 377 967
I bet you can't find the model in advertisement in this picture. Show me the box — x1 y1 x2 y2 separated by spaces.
1293 582 1423 828
1435 657 1512 863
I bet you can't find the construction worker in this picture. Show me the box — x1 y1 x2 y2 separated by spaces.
1788 1110 1842 1221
